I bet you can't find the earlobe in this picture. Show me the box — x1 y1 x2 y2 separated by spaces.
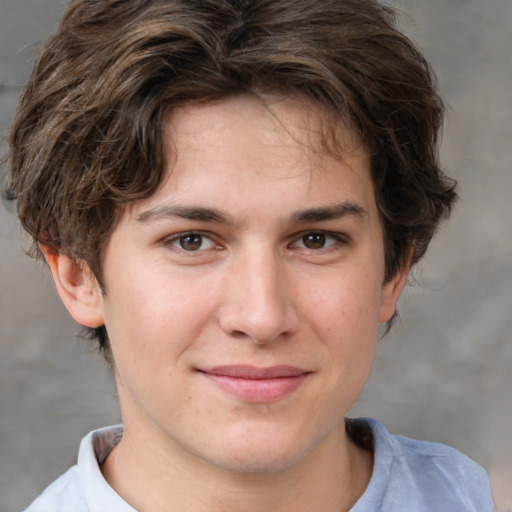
39 245 105 328
378 263 410 324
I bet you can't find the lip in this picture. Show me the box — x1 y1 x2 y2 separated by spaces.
198 365 311 403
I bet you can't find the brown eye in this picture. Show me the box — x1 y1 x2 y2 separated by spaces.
179 234 203 251
301 232 326 249
291 231 346 251
166 232 217 252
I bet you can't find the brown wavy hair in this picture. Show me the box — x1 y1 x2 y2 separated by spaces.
6 0 456 358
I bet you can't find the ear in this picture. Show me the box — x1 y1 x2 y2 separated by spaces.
40 245 105 328
378 261 410 324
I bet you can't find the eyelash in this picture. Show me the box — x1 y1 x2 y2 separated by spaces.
289 231 349 251
163 231 221 252
163 230 348 253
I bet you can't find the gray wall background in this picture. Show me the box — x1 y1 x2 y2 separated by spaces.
0 0 510 510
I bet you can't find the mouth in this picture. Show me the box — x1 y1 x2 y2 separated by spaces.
197 365 311 403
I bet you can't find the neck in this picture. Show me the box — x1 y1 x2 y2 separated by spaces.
101 419 373 512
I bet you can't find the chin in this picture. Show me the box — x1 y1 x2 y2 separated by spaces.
205 423 327 474
212 446 307 474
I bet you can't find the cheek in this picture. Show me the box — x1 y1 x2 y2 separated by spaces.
299 275 379 422
302 269 382 387
102 263 219 359
304 270 383 337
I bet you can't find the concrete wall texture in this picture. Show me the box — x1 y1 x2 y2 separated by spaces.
1 0 510 510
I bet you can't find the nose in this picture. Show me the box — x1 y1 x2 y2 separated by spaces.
218 249 299 345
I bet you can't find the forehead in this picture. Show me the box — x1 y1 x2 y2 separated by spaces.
164 93 363 170
127 94 375 223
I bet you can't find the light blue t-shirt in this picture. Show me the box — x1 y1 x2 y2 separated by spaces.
24 418 495 512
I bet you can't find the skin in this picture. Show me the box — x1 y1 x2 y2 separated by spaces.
43 94 409 512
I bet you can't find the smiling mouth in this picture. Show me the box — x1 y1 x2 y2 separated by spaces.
198 365 311 403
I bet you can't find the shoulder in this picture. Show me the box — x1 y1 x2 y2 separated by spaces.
22 466 86 512
23 425 133 512
348 417 495 512
390 427 493 505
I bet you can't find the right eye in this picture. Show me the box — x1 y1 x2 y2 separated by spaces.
165 232 218 252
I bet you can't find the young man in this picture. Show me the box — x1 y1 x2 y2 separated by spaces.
7 0 495 510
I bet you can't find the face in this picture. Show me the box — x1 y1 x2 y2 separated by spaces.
93 94 406 473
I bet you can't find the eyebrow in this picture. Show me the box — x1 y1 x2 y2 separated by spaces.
290 201 366 224
136 201 366 226
137 204 236 225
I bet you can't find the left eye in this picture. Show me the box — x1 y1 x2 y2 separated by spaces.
291 232 343 250
167 233 217 251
